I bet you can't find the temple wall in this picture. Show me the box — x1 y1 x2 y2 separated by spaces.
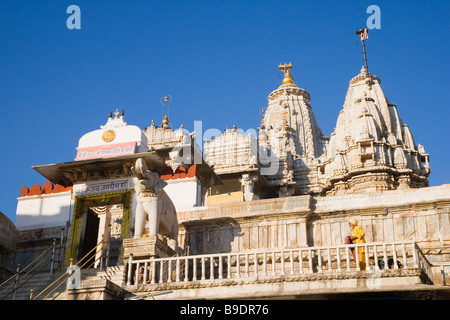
15 192 73 230
165 177 203 211
178 184 450 283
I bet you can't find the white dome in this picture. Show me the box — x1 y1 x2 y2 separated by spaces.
75 111 148 160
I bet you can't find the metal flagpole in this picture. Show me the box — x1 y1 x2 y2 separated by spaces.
356 28 369 71
361 39 368 70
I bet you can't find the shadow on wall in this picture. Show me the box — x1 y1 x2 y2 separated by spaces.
0 211 18 276
182 217 243 255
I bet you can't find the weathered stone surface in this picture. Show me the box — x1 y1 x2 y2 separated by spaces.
67 279 123 300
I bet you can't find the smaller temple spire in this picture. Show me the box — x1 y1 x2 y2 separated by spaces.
278 62 294 85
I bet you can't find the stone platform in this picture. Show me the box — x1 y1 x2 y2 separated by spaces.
123 236 176 260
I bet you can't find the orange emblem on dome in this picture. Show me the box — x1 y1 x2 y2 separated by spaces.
102 129 116 142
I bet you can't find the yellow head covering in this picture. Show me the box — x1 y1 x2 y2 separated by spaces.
349 219 358 226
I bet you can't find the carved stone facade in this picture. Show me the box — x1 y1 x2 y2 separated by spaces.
179 184 450 284
259 68 329 193
7 63 450 300
321 67 430 195
203 65 430 200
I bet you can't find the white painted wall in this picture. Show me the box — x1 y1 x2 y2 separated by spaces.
164 178 201 212
14 177 203 231
15 192 73 230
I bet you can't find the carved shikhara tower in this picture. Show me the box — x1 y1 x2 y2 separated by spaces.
205 63 430 202
259 63 329 194
321 66 430 195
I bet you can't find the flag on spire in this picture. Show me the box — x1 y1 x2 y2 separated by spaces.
360 28 368 41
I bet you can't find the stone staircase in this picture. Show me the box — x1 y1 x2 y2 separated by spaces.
0 265 126 300
0 269 67 300
78 265 125 287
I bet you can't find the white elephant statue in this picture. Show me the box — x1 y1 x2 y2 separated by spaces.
131 158 178 250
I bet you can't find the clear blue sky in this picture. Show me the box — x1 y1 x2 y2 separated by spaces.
0 0 448 223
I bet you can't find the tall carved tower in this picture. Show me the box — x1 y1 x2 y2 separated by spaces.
258 63 329 195
321 66 430 195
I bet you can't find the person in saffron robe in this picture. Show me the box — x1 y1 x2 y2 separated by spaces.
348 219 366 270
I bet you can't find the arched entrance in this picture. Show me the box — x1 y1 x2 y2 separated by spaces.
65 189 134 266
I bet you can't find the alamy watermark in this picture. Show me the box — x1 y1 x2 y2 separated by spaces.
66 5 81 30
366 5 381 29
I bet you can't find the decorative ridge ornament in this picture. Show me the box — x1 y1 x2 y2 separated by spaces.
101 108 127 129
160 95 172 127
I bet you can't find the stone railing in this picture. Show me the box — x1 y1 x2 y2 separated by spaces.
125 241 433 288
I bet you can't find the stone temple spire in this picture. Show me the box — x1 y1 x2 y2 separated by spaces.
258 63 329 194
321 66 430 195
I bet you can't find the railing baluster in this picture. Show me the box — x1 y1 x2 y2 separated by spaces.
281 251 285 275
365 245 369 270
167 260 172 283
127 255 133 286
382 244 388 270
308 249 313 273
336 247 341 272
185 257 189 282
402 243 408 268
176 258 181 282
290 250 294 274
218 256 223 279
201 256 206 280
299 249 304 274
210 257 214 280
151 260 156 284
327 248 332 272
374 244 379 270
144 261 148 284
227 255 231 279
254 253 258 276
135 262 140 285
355 245 360 271
263 252 267 276
159 260 164 283
392 244 398 269
193 257 197 281
412 243 419 268
346 247 350 271
236 254 240 278
245 253 249 277
317 249 323 273
272 252 276 275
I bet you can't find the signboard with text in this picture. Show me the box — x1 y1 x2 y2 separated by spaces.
75 141 136 161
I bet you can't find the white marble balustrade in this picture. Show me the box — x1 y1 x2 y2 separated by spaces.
126 241 433 287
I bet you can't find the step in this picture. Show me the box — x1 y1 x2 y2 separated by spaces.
0 269 67 300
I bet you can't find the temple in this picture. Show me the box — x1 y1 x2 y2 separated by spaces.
1 62 449 300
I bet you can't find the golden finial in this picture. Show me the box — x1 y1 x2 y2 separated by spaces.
114 109 120 118
162 114 169 126
278 62 294 85
160 95 172 127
